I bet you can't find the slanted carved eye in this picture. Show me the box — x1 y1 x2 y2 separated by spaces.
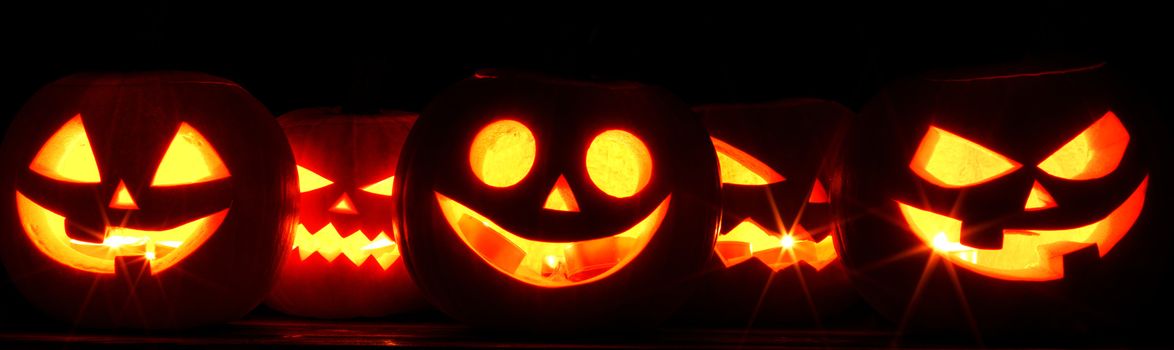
297 165 332 193
711 137 784 186
360 176 395 196
910 126 1020 188
1038 111 1129 180
30 114 101 183
151 123 230 186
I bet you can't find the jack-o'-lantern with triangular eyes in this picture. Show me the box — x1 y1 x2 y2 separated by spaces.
673 99 857 326
837 63 1157 335
0 72 297 329
396 70 720 330
266 107 426 319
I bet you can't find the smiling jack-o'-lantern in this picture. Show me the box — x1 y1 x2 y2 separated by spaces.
837 63 1157 335
0 72 297 329
396 70 720 330
266 107 426 319
673 99 857 326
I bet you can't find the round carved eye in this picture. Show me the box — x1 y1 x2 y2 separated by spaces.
469 119 536 187
586 130 652 198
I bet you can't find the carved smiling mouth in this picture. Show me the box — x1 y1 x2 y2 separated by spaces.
16 191 226 274
436 192 669 287
897 177 1148 281
292 223 400 270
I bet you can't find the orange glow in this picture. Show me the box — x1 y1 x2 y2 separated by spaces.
29 114 101 183
361 176 395 196
109 181 139 210
330 194 358 214
297 165 333 193
16 191 226 274
469 119 536 188
714 219 838 271
586 130 653 198
1024 181 1057 211
543 175 579 212
808 179 829 203
436 192 669 287
910 126 1021 188
152 123 230 186
896 176 1147 281
292 223 400 270
1038 111 1130 180
711 137 784 185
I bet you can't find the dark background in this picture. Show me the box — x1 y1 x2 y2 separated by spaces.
1 0 1171 343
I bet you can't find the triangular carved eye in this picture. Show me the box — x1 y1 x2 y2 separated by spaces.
30 114 101 183
711 137 784 186
910 126 1020 188
1038 111 1129 180
151 123 230 186
297 165 332 193
360 175 395 196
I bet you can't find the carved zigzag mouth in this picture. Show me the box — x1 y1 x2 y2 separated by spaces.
292 223 399 270
715 219 838 271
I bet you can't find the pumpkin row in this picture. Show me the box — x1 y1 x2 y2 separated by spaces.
0 64 1154 336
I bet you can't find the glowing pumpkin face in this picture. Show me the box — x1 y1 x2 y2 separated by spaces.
397 70 720 330
266 108 425 319
838 63 1156 333
673 99 856 326
0 72 297 329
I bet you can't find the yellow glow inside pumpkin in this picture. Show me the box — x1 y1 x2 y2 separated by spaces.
16 191 226 274
436 192 669 287
151 123 230 186
292 223 400 270
910 126 1021 188
297 165 333 193
29 114 101 183
586 130 652 198
361 175 395 196
542 175 579 212
1038 111 1130 180
714 219 838 271
896 176 1147 281
470 119 536 188
710 137 785 186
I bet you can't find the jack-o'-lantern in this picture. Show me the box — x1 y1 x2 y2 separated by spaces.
396 70 720 330
837 63 1158 336
673 99 857 326
0 72 297 329
266 107 426 319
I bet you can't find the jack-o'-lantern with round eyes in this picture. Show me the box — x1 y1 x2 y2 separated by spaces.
837 63 1157 335
673 99 856 326
266 107 426 319
0 72 297 329
396 70 720 330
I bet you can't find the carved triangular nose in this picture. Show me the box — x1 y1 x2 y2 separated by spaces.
1024 181 1057 211
109 181 139 210
330 193 358 214
543 175 579 212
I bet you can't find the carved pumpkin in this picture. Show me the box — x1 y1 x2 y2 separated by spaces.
673 99 856 326
266 107 426 318
395 70 720 330
837 63 1157 335
0 72 297 329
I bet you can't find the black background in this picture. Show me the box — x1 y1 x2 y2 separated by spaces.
1 0 1171 343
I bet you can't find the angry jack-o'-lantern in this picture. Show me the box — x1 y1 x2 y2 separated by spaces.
0 72 297 329
673 99 857 326
266 107 426 318
396 70 720 330
837 63 1157 335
